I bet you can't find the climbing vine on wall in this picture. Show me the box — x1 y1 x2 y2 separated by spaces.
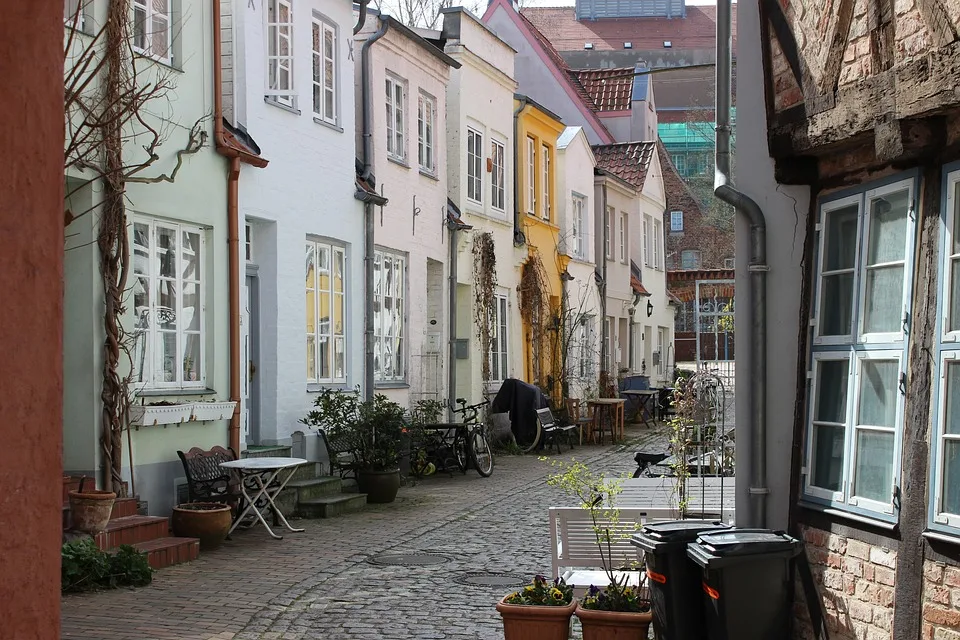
473 232 498 383
519 251 552 390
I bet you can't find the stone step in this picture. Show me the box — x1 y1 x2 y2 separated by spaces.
110 497 139 520
95 515 169 550
290 461 322 482
287 476 342 501
132 537 199 570
242 445 293 458
297 493 368 519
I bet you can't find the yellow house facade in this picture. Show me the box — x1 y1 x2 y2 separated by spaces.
515 96 565 398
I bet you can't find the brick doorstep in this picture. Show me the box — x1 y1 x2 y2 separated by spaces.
94 515 170 550
133 537 200 570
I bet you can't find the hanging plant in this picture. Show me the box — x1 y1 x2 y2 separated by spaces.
473 232 498 383
519 251 552 390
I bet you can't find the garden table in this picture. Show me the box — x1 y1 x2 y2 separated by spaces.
587 398 626 444
220 457 307 540
620 389 660 427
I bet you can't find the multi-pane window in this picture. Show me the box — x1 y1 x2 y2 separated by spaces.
385 76 405 160
526 137 536 215
130 218 204 389
643 216 651 266
653 220 662 269
266 0 294 105
489 294 509 382
542 144 551 221
618 213 627 262
418 93 436 174
133 0 171 62
491 140 505 211
374 249 405 382
65 0 87 31
671 211 683 233
312 17 337 124
804 174 917 519
467 128 482 203
681 250 701 270
672 154 686 176
306 241 347 383
572 195 587 260
603 317 613 373
577 317 595 378
604 207 613 259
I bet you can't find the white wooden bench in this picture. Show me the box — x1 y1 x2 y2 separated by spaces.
549 506 677 595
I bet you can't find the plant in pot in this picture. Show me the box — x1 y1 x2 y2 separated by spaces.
301 388 408 504
68 478 117 534
546 459 652 640
496 574 576 640
171 502 232 550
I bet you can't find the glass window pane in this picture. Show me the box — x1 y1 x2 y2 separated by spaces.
824 204 858 271
951 259 960 332
306 335 316 380
157 226 177 278
815 359 849 423
945 362 960 435
183 333 200 382
306 288 315 333
318 336 329 379
182 282 199 331
866 190 909 265
812 424 845 492
155 280 177 329
157 331 177 382
953 181 960 255
182 231 199 280
863 266 904 334
819 273 854 336
943 440 960 516
133 223 150 275
334 336 345 380
853 430 894 503
857 359 899 427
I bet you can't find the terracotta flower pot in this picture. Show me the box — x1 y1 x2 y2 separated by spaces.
68 489 117 534
496 596 577 640
171 502 232 550
576 604 653 640
357 469 401 504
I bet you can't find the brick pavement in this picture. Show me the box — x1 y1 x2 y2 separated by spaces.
60 424 673 640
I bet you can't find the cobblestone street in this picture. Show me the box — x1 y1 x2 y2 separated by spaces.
61 425 674 640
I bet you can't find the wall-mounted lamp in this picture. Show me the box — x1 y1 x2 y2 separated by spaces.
646 300 654 317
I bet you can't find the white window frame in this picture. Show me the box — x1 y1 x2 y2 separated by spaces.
133 0 172 64
604 316 613 373
312 16 337 125
526 137 536 215
942 170 960 343
934 351 960 528
467 127 483 204
643 216 651 266
653 219 662 269
265 0 295 105
374 248 406 383
542 144 551 221
604 206 613 260
385 75 406 161
670 210 683 233
491 139 506 212
418 93 436 174
813 194 862 345
572 195 587 260
489 294 509 382
577 317 595 378
65 0 88 32
306 240 347 384
130 217 206 390
618 213 627 263
804 352 852 502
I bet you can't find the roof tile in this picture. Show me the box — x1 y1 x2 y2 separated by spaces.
592 141 657 188
575 68 635 111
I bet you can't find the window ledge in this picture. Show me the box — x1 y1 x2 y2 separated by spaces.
799 500 897 530
313 117 343 133
923 529 960 546
375 382 410 389
136 387 217 398
264 97 301 116
387 156 410 169
419 169 438 181
306 382 352 393
134 53 182 73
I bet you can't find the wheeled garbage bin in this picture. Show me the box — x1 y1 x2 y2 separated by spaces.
687 529 802 640
631 520 732 640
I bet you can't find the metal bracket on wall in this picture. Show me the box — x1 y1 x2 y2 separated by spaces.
412 194 421 234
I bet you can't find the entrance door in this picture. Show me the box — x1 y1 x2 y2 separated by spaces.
244 274 261 445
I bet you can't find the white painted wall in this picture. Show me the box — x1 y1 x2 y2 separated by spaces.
595 177 637 377
232 0 364 445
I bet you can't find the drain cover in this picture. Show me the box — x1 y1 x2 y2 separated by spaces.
459 573 528 588
367 553 450 566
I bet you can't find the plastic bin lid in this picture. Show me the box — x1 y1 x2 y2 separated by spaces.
695 529 802 558
631 520 732 551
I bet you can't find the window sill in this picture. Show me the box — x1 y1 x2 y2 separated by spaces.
419 169 438 181
313 117 343 133
799 500 897 530
134 52 182 73
306 382 352 393
387 156 410 169
136 387 217 398
375 381 410 389
922 529 960 546
264 97 301 116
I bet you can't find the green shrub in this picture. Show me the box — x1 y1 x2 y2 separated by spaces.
61 539 152 593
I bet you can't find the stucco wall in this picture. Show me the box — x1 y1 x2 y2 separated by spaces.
234 0 363 445
1 1 63 634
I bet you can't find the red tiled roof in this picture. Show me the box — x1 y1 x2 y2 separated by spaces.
519 5 737 53
574 68 634 111
592 141 657 188
631 275 650 296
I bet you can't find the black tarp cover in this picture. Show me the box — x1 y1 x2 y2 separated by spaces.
490 378 549 446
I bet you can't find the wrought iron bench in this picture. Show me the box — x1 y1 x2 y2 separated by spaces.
176 446 241 508
317 428 363 479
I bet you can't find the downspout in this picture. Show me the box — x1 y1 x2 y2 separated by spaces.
715 0 768 528
512 97 529 245
599 180 608 380
360 17 390 400
353 0 369 34
448 227 459 411
212 0 267 455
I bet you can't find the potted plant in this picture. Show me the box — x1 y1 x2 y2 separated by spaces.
171 502 232 550
546 459 652 639
301 388 407 503
130 401 194 427
68 478 117 534
495 574 576 640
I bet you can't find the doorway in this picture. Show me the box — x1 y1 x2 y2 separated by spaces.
244 273 261 445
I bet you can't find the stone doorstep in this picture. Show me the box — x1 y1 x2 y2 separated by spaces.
95 515 170 550
241 445 293 459
287 476 344 501
133 537 199 570
297 493 368 519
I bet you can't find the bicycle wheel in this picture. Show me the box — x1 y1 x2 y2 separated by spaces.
516 421 542 454
454 433 468 474
469 428 494 477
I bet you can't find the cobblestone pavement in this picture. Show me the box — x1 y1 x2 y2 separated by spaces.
61 423 673 640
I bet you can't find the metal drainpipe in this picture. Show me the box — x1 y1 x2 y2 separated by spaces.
360 17 389 401
512 97 529 245
448 226 459 414
715 0 769 528
353 0 369 35
599 180 608 379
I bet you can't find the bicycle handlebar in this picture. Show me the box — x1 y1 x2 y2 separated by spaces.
453 399 489 414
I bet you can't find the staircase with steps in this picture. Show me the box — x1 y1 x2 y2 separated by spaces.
241 445 367 519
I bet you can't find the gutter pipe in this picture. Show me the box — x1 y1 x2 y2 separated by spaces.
715 0 768 528
212 0 267 455
512 97 529 245
360 17 390 401
598 179 608 381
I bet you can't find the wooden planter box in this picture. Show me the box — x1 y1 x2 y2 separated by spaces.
191 401 237 422
130 403 194 427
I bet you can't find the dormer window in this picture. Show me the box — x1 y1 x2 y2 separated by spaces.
663 40 672 48
623 42 632 49
584 42 594 50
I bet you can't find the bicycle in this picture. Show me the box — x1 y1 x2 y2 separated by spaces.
452 398 494 477
408 399 494 479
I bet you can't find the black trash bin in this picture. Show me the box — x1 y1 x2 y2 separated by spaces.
631 519 732 640
687 529 802 640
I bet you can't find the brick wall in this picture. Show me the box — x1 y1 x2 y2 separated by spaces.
922 560 960 639
795 525 896 640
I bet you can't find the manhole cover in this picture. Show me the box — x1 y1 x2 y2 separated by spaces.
459 572 528 588
367 553 450 566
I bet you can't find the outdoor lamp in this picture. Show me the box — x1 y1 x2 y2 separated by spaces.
646 300 654 317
